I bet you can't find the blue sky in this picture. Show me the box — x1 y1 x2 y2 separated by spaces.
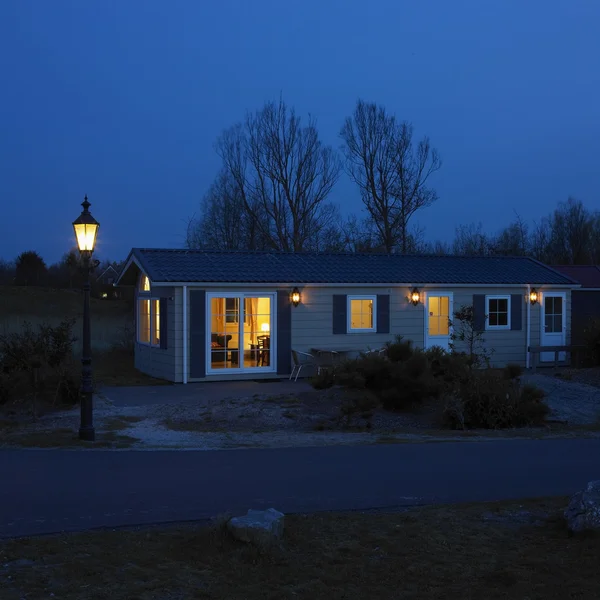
1 0 599 264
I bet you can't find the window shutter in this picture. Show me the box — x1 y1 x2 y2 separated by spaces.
159 297 168 349
473 295 486 332
376 294 390 334
189 290 206 379
510 294 522 330
333 295 347 334
277 290 292 375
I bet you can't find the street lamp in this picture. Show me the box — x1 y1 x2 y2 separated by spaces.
73 196 99 441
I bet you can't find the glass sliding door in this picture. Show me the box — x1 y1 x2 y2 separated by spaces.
209 297 241 370
244 297 272 368
208 294 273 372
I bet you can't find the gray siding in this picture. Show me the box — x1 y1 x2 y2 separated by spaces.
167 283 575 383
134 285 181 382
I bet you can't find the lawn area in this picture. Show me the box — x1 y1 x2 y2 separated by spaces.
1 497 599 600
93 348 171 387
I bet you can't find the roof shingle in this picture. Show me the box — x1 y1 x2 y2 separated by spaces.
119 249 577 286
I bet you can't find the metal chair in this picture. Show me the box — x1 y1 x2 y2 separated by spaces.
290 350 318 381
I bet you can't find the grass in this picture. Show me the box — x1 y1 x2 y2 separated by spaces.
0 427 138 449
101 415 144 431
1 497 599 599
93 348 171 387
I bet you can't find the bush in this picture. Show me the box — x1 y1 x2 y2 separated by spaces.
385 336 413 363
0 319 79 412
503 363 523 381
442 371 549 429
310 369 336 390
338 390 379 429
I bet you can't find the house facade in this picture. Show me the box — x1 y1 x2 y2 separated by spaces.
116 249 579 383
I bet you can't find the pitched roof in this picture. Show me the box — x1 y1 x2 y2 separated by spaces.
551 265 600 289
117 248 578 286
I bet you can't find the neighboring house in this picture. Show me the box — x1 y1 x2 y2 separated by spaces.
95 265 119 298
115 249 579 383
551 265 600 346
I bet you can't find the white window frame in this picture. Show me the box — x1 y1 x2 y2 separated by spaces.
205 292 276 374
485 295 511 331
347 295 377 333
137 273 161 347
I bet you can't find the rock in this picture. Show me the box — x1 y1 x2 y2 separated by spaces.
227 508 285 545
564 480 600 533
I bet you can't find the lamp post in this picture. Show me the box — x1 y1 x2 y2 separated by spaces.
73 196 100 441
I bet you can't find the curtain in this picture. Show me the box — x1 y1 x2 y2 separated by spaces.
248 297 258 345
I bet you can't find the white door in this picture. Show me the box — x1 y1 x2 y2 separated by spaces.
541 292 566 362
425 293 453 351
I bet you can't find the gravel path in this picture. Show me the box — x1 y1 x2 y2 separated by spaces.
522 373 600 425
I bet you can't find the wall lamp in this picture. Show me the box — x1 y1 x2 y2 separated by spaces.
529 288 538 305
291 287 301 307
410 287 421 306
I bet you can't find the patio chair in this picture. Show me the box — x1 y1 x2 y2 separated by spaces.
364 347 387 357
290 350 318 382
314 349 340 372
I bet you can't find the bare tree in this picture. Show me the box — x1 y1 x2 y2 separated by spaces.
452 222 492 256
547 197 594 264
216 98 341 252
491 212 530 256
186 169 269 250
340 100 441 253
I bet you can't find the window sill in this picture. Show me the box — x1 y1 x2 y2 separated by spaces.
485 325 510 331
348 329 377 334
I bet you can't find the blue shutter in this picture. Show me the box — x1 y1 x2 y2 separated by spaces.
511 294 522 330
376 294 390 334
277 290 292 375
473 295 486 332
159 297 168 349
333 295 347 334
189 290 206 379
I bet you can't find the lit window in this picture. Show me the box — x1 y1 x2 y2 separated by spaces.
140 274 150 292
138 299 150 343
152 299 160 346
486 295 510 330
348 296 376 331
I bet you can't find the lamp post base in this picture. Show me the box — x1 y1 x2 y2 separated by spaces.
79 426 96 441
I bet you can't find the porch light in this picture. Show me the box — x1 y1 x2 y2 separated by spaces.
410 287 420 306
530 288 538 305
72 195 99 254
261 323 270 333
291 287 301 307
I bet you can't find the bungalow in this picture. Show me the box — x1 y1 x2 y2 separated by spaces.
115 249 579 383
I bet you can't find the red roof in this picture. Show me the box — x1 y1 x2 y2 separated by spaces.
551 265 600 288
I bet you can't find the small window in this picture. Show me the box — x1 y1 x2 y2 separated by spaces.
348 296 376 332
152 299 160 346
138 299 151 343
486 295 510 330
140 274 150 292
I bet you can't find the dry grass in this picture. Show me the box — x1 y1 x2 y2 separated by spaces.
101 415 145 431
93 349 171 387
0 427 138 449
1 497 599 600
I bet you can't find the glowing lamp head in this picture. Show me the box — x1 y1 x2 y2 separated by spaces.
261 323 270 333
410 287 420 306
73 196 99 254
530 288 538 305
291 287 301 307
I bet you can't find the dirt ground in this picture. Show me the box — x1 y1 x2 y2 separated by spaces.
1 369 600 450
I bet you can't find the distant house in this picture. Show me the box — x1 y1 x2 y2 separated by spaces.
95 265 119 298
115 249 579 383
551 265 600 346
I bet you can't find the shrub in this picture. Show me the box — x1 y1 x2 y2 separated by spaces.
338 390 379 429
0 318 79 411
384 336 413 363
310 369 336 390
449 304 493 368
442 371 549 429
503 363 523 381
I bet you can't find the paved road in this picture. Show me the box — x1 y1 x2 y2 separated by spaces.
1 438 599 538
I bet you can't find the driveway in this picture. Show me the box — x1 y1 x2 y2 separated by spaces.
99 379 313 407
1 438 599 538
